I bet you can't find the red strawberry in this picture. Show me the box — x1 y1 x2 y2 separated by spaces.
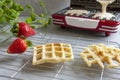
10 22 36 38
18 22 36 37
7 38 32 53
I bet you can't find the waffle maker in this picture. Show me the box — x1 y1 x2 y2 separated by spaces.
52 0 120 36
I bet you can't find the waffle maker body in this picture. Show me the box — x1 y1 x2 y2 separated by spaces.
52 0 120 36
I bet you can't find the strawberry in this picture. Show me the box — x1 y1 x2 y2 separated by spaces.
18 22 36 37
7 38 32 53
11 22 36 38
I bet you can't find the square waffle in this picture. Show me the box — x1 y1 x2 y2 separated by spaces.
80 43 120 68
32 43 74 65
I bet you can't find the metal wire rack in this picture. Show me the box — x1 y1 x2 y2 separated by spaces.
0 32 120 80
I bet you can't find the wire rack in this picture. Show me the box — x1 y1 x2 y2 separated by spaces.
0 32 120 80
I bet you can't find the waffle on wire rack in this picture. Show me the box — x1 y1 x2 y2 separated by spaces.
32 43 74 65
80 43 120 68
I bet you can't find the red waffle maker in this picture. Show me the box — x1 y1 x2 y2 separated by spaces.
52 0 120 36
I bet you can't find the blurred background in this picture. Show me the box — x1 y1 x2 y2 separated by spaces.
16 0 70 16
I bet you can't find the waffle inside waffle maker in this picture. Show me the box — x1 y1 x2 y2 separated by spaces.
52 0 120 36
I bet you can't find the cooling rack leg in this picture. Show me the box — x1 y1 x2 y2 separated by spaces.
10 59 31 79
100 68 104 80
53 63 64 80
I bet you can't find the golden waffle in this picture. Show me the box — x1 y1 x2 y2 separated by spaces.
32 43 74 65
80 43 120 68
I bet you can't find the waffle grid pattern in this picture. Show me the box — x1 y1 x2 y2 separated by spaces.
80 43 120 68
33 43 74 65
